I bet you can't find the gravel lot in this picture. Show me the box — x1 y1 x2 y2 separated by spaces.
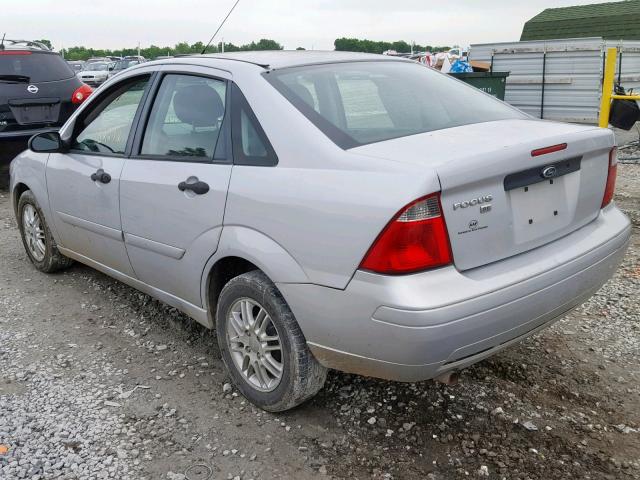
0 160 638 479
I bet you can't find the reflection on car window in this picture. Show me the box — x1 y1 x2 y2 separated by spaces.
230 84 277 166
337 77 394 130
72 78 149 154
240 108 267 158
141 74 227 160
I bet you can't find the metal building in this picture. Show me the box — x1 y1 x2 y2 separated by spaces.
469 37 640 124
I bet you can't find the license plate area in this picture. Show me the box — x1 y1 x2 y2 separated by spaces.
509 173 580 244
8 98 61 125
504 156 581 191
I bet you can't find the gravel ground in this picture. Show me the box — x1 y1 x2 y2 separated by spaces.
620 141 640 165
0 162 638 479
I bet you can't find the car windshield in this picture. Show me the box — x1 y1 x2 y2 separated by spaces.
85 63 109 72
0 52 74 82
265 61 525 149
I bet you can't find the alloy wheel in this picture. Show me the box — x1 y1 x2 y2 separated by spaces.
226 298 284 392
22 204 46 262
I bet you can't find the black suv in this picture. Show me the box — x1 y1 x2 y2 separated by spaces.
0 40 92 141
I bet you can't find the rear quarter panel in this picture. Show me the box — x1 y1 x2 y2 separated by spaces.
224 68 441 288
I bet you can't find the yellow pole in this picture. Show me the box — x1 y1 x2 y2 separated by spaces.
598 47 618 128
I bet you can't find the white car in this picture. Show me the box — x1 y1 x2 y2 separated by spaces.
77 62 110 87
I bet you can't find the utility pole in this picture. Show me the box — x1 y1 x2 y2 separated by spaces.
137 42 140 57
221 38 224 53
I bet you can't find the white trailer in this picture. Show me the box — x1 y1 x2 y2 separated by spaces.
469 37 640 124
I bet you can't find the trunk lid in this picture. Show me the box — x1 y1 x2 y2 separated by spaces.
351 119 614 270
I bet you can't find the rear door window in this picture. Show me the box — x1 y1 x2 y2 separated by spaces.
0 52 75 82
140 74 228 161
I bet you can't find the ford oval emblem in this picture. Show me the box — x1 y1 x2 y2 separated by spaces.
542 165 557 178
27 84 39 94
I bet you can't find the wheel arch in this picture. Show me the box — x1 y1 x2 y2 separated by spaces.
201 226 310 323
10 152 54 236
12 182 31 218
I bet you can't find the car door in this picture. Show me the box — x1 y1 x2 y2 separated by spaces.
119 68 232 306
47 74 152 277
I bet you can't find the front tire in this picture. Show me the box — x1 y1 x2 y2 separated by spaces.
216 270 327 411
17 190 73 273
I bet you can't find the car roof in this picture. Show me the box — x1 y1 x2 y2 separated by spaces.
0 39 52 52
187 50 410 70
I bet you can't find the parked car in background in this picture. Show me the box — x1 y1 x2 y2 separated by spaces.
77 62 110 87
66 60 85 73
154 55 173 61
10 51 630 412
0 39 92 142
124 55 146 63
85 57 112 65
108 56 145 78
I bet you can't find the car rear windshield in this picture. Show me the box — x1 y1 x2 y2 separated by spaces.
265 61 525 149
0 52 75 82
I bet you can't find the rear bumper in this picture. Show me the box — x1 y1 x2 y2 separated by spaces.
278 205 631 382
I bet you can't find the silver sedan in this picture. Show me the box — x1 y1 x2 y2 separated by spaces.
10 51 630 411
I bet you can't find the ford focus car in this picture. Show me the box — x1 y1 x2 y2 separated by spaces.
10 51 630 411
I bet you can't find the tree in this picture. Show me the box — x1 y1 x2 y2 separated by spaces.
255 39 282 50
296 47 306 50
55 39 283 61
334 37 450 54
36 39 52 49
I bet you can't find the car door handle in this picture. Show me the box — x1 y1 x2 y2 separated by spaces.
178 180 210 195
90 169 111 184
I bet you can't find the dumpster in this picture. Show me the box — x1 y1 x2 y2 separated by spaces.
448 72 509 100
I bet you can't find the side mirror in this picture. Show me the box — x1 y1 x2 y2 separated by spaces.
29 131 63 153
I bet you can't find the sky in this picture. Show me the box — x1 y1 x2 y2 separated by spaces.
5 0 613 51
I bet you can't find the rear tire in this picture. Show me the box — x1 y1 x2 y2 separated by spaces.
17 190 74 273
216 270 327 412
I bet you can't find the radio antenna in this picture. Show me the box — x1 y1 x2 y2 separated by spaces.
201 0 241 54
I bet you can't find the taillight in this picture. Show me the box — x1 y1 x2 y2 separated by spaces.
360 193 453 274
71 84 93 105
0 50 32 55
601 147 618 208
